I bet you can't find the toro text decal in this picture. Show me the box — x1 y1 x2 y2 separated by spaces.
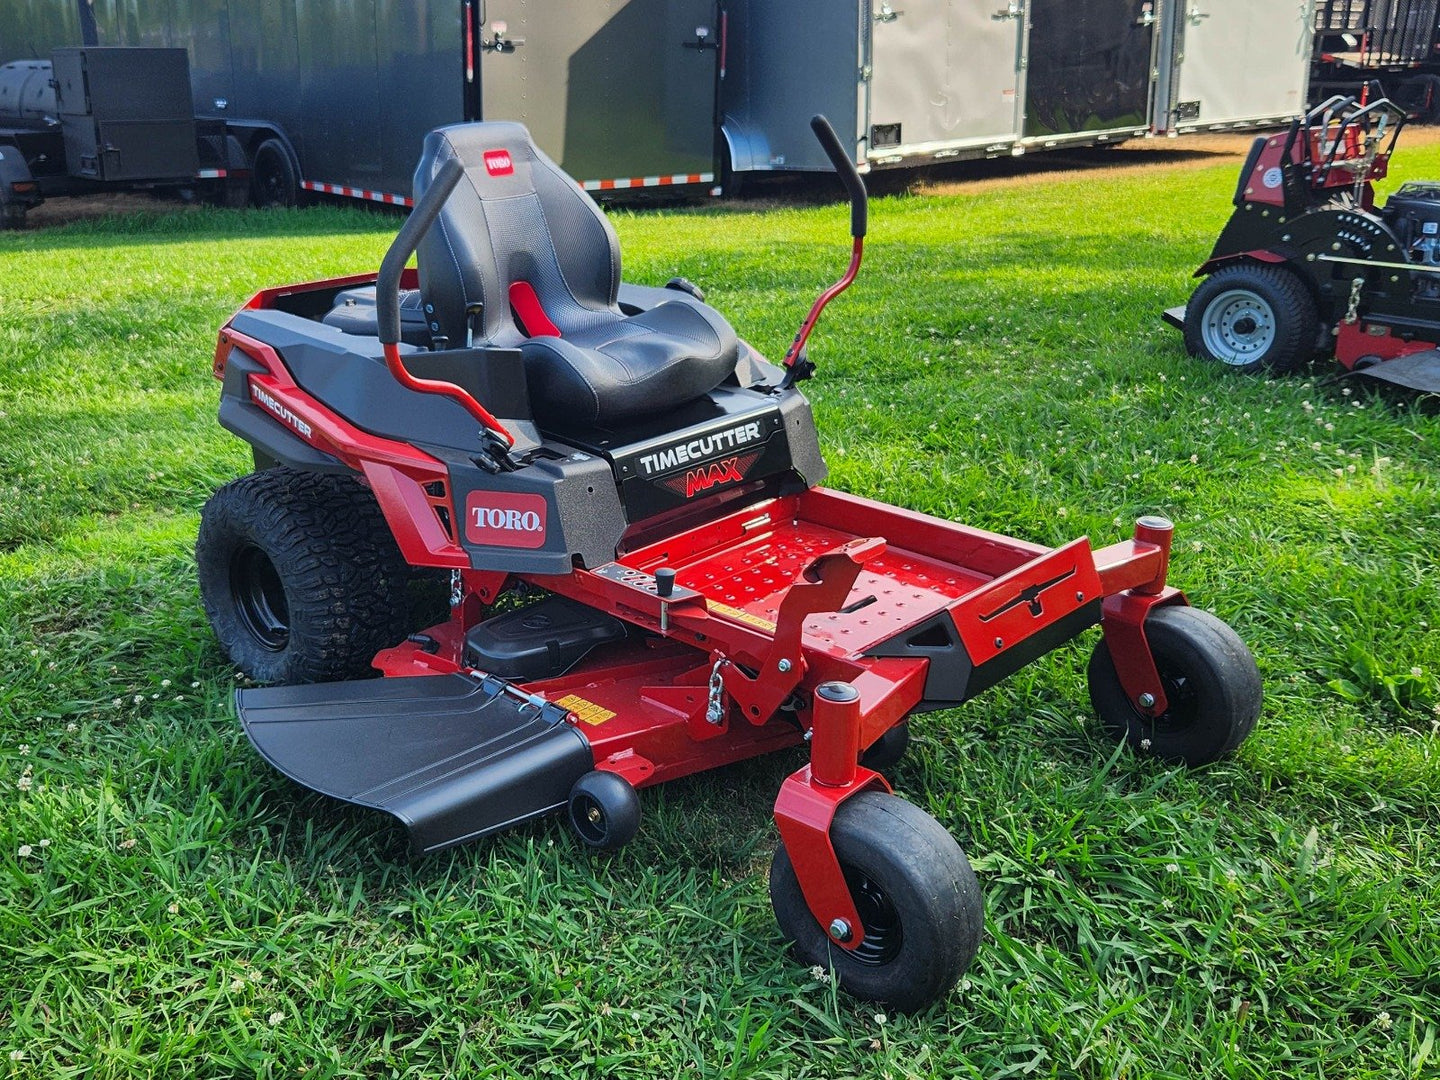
464 491 548 549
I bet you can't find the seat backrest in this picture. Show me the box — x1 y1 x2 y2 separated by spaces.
413 122 623 348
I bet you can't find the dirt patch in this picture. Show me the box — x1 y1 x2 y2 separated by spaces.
20 191 198 229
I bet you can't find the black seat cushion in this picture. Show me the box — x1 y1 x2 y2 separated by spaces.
412 122 737 428
521 300 739 428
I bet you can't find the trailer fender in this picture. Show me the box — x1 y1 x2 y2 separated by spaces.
720 117 773 177
0 146 41 216
1193 250 1289 278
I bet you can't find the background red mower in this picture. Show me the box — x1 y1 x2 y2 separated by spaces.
198 116 1262 1012
1169 93 1440 393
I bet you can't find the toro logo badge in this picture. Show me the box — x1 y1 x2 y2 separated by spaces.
483 149 514 177
464 491 547 549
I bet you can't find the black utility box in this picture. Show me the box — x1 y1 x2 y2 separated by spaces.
51 47 197 182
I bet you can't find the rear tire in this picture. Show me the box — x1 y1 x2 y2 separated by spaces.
1088 606 1262 766
1184 263 1318 374
769 791 983 1012
196 468 413 684
250 138 299 208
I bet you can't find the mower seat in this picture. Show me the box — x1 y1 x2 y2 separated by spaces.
413 122 738 429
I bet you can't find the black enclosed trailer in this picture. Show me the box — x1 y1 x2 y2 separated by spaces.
0 0 723 215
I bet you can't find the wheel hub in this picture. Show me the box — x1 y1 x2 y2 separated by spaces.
1201 288 1276 365
230 543 289 652
843 866 904 966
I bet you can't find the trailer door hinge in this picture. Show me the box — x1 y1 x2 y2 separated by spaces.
860 64 873 81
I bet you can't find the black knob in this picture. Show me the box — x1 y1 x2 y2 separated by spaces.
654 567 676 598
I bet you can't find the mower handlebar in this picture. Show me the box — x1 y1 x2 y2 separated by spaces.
810 115 867 239
376 157 465 345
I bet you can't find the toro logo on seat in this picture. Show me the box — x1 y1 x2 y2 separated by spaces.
483 149 514 177
464 491 547 548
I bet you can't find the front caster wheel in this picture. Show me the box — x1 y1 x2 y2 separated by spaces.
769 791 983 1013
568 770 640 851
1088 605 1262 766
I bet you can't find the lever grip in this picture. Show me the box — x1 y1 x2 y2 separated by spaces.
810 114 867 239
377 156 464 345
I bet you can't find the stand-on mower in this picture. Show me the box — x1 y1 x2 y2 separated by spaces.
1168 94 1440 393
199 116 1261 1011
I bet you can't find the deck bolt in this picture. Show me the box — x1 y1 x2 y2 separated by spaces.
994 637 1004 649
828 918 853 943
777 658 792 673
1075 591 1085 602
1137 692 1156 710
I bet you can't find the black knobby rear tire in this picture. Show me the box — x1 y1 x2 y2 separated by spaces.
250 138 299 208
1184 262 1318 375
568 771 641 851
196 468 414 684
1088 605 1262 766
769 791 983 1012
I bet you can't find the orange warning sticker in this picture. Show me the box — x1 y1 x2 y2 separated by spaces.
556 694 617 726
709 602 778 633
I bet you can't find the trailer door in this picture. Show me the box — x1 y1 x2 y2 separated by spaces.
867 0 1025 159
480 0 719 190
1024 0 1158 143
1164 1 1311 131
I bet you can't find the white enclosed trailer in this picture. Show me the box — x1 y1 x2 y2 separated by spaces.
721 0 1313 178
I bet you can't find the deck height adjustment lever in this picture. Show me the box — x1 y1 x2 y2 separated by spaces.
655 567 676 632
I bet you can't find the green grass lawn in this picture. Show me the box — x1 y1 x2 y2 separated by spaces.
2 144 1438 1078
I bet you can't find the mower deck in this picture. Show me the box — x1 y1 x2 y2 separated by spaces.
234 483 1179 858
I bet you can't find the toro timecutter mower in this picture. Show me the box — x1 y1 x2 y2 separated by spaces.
1169 94 1440 392
198 116 1261 1011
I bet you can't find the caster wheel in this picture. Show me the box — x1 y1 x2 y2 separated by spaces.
860 722 910 773
567 770 640 851
769 791 983 1013
1089 606 1262 766
1183 263 1318 374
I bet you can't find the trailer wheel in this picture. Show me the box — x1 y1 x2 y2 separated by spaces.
769 791 983 1013
1088 606 1262 766
1184 263 1318 374
196 468 413 684
251 138 299 208
568 771 640 850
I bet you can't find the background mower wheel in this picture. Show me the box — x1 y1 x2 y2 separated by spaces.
568 771 640 850
769 791 983 1013
196 468 413 684
1183 263 1318 374
1088 606 1262 766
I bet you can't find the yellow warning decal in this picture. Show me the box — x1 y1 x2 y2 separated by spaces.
556 695 617 726
709 602 778 633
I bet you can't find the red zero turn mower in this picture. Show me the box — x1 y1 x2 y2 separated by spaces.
199 116 1261 1011
1167 94 1440 392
